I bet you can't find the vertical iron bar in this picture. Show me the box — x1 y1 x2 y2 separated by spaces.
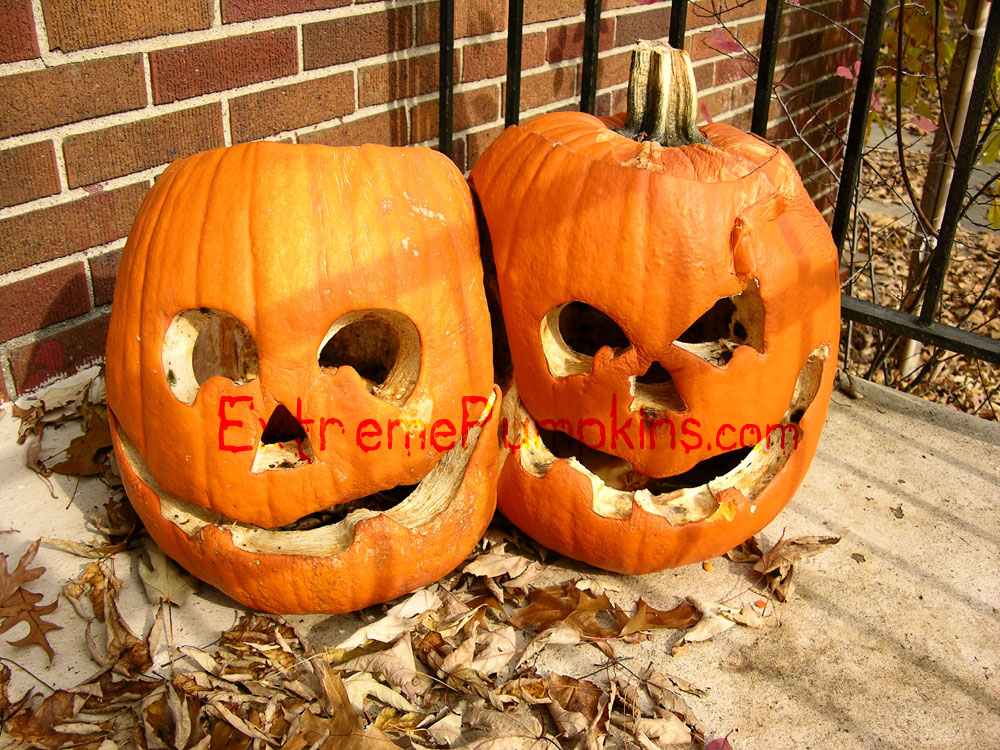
505 0 524 126
669 0 688 49
580 0 601 114
751 0 784 136
919 0 1000 324
438 0 455 159
831 0 888 256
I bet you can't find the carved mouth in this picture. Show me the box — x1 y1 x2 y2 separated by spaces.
114 393 496 555
503 346 827 525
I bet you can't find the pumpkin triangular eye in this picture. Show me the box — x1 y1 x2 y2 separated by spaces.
162 309 258 405
674 279 764 366
318 310 420 406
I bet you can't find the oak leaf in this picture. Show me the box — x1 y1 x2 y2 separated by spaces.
0 539 60 661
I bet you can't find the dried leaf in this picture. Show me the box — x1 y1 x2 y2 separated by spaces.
613 713 691 747
470 626 517 676
510 583 624 638
620 599 698 636
51 408 112 476
336 615 416 651
386 588 441 619
517 626 581 668
0 539 60 661
704 731 735 750
343 674 422 713
335 636 430 702
425 710 462 746
547 674 607 739
463 553 531 580
466 703 543 738
753 535 841 576
139 538 197 606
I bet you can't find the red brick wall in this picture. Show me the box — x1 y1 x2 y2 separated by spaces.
0 0 863 401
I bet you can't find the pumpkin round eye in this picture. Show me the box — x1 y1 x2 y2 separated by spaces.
541 302 631 377
162 309 258 405
318 310 420 406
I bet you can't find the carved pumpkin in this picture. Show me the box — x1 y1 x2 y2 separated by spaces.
106 141 499 613
470 42 839 573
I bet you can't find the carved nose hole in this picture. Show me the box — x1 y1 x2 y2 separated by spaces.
252 404 314 473
260 404 307 445
629 361 686 415
635 361 671 384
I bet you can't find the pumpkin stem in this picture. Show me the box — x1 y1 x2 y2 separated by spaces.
616 40 711 147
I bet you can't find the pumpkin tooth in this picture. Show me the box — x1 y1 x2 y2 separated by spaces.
509 344 828 525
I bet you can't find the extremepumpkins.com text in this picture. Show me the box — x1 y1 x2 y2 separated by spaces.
217 395 802 456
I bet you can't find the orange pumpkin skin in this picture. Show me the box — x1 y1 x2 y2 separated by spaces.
470 111 840 573
106 141 499 613
106 142 493 529
110 391 499 614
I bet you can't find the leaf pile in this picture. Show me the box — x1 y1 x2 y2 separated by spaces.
1 527 841 750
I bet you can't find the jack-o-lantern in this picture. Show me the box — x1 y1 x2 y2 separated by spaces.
106 142 499 613
470 42 839 573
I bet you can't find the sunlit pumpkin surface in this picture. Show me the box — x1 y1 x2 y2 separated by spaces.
106 142 499 613
471 73 840 573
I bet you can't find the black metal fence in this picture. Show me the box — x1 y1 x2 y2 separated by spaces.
436 0 1000 368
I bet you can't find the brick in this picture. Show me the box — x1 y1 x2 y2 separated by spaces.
41 0 211 53
615 6 670 48
150 29 298 104
467 124 503 165
416 0 507 45
546 18 615 63
450 137 467 173
524 0 580 24
0 142 60 209
509 68 576 112
304 8 412 69
0 0 38 63
229 72 354 142
462 33 546 83
9 313 110 393
299 107 407 147
64 104 224 188
0 263 90 343
0 369 8 403
595 91 612 116
610 86 627 113
0 182 148 275
89 250 121 306
222 0 350 23
410 86 500 144
359 53 458 108
715 56 754 87
693 60 714 90
0 56 145 139
698 89 731 124
596 50 630 90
